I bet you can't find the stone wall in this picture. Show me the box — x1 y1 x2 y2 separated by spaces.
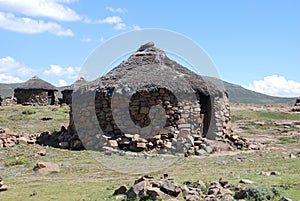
14 89 58 105
61 90 72 105
69 87 232 153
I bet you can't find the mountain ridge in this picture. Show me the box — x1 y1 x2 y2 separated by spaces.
0 80 296 104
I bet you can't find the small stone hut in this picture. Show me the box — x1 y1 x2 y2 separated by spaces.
70 44 232 152
14 76 58 105
61 77 87 105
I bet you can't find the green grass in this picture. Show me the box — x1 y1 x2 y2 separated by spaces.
0 105 69 133
232 111 300 122
0 105 300 200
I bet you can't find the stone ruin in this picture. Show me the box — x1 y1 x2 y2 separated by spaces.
38 44 253 154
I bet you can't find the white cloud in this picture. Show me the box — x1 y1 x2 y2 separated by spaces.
113 23 127 30
0 12 74 36
0 74 23 83
96 16 122 24
0 0 81 21
106 7 127 13
43 64 79 79
0 56 35 83
243 75 300 97
58 79 67 86
132 25 142 31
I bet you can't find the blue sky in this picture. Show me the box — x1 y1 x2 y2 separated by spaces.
0 0 299 97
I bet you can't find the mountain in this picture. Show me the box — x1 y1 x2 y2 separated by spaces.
0 83 20 98
223 81 295 104
0 80 296 104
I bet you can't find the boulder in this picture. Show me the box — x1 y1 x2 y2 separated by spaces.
160 181 181 197
0 185 8 191
113 185 128 195
147 187 165 200
35 162 60 175
126 181 147 199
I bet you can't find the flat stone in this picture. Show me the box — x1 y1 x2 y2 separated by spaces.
108 140 118 147
17 137 28 144
0 184 8 191
36 162 60 175
36 149 46 156
278 197 293 201
239 179 254 184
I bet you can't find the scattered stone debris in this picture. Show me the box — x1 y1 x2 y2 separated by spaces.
258 171 281 176
0 127 37 148
0 176 8 192
33 162 60 175
113 175 279 201
36 126 84 150
0 96 17 106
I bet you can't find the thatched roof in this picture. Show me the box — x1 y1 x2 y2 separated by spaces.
77 44 224 96
15 76 57 91
62 77 87 92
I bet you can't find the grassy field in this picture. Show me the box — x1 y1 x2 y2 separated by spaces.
0 105 300 200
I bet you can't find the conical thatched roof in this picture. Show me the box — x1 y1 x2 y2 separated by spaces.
77 44 224 96
15 76 57 90
62 77 87 91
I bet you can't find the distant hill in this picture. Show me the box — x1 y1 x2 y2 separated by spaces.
223 81 295 104
0 83 20 98
0 80 296 104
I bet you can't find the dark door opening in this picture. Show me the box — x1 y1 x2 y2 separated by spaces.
199 93 211 138
48 91 54 105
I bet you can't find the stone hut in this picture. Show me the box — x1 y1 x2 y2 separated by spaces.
61 77 87 105
70 44 232 153
14 76 58 106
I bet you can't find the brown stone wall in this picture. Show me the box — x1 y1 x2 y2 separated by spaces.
62 90 72 104
14 89 58 105
69 87 232 152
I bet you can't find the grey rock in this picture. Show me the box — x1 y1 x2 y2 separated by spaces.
137 42 155 51
161 181 181 197
113 184 128 195
126 181 147 199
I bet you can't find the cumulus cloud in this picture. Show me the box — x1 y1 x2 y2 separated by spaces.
243 75 300 97
0 0 81 21
58 79 67 86
96 16 122 24
0 56 35 83
113 23 127 30
0 12 74 36
0 74 23 83
106 7 127 14
43 64 79 79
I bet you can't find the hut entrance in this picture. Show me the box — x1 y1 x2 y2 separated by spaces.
199 93 211 138
48 91 54 105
